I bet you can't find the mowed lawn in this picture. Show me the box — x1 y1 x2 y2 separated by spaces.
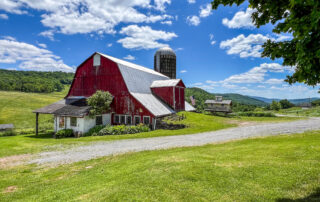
1 131 320 201
0 88 68 129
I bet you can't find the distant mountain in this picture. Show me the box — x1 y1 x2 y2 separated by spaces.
185 88 268 109
251 96 320 104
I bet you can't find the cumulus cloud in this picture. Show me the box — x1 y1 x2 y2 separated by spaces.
209 34 216 46
123 55 135 60
117 25 177 50
199 4 212 18
186 15 200 26
39 30 55 41
188 0 196 4
180 70 187 73
264 78 284 84
220 34 269 58
161 20 172 25
222 8 255 29
0 13 8 19
0 38 73 72
0 0 173 35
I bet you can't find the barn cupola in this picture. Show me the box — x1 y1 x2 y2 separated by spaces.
154 47 176 79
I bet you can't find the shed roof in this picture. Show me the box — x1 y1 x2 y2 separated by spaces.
205 100 232 105
53 105 91 117
33 100 66 114
150 79 182 88
0 124 14 130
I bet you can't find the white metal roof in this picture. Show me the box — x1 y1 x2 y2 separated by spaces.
150 79 181 88
185 101 196 112
131 93 175 117
98 53 175 117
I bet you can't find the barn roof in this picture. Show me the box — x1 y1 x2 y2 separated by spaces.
185 101 196 112
98 53 175 117
150 79 183 88
205 100 232 105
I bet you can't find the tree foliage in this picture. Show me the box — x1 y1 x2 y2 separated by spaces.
0 69 74 93
270 100 281 111
211 0 320 87
279 99 295 109
87 90 113 117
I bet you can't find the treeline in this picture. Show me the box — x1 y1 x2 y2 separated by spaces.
0 69 74 93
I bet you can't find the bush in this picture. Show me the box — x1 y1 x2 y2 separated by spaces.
83 125 105 137
237 112 276 117
87 124 150 136
0 130 16 137
55 129 74 139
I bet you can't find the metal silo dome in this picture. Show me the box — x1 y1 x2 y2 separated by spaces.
154 47 177 79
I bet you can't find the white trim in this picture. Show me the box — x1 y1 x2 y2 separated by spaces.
134 115 141 125
126 115 132 125
143 116 151 125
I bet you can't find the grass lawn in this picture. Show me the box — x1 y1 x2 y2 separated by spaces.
275 106 320 117
1 131 320 201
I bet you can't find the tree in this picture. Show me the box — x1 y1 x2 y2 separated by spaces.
87 90 113 117
279 99 294 109
270 101 281 111
211 0 320 88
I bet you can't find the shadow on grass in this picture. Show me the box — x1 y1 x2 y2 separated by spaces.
26 132 54 139
277 188 320 202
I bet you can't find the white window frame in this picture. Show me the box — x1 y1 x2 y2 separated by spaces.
70 117 77 127
114 114 120 124
126 115 132 125
120 115 126 125
134 116 141 125
143 116 151 125
96 115 103 126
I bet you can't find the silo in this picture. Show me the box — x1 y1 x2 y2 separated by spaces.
154 47 176 79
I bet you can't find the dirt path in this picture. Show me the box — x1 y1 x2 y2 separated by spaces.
30 118 320 166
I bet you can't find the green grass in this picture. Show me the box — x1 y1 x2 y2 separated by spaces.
0 87 69 129
1 131 320 201
276 106 320 117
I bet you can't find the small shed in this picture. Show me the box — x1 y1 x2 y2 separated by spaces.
205 96 232 113
0 124 14 131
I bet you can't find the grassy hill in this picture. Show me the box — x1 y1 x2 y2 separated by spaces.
185 88 267 111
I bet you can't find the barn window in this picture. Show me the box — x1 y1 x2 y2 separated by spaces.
96 116 103 125
143 116 150 125
134 116 140 125
70 117 77 127
59 117 65 128
120 115 126 125
114 115 120 124
126 116 132 125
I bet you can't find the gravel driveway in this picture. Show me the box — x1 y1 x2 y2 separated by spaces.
31 118 320 165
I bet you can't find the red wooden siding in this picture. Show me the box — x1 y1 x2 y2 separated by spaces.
174 87 185 111
151 87 174 109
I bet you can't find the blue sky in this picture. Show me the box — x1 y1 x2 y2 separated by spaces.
0 0 319 99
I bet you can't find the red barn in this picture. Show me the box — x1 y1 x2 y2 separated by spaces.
34 52 187 135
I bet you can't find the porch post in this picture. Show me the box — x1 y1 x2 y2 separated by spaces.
36 113 39 136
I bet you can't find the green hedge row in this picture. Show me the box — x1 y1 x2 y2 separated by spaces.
55 129 74 139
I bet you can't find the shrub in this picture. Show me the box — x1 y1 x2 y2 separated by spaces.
0 130 16 137
83 125 105 137
98 124 150 136
55 129 74 139
237 112 276 117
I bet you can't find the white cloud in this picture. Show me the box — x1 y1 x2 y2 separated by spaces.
0 0 172 36
107 43 112 47
175 48 183 51
223 63 291 84
39 30 55 41
0 13 8 19
117 25 177 50
209 34 216 46
199 4 212 18
186 16 200 26
257 85 266 88
220 34 270 58
0 38 73 72
222 8 255 29
154 0 171 12
37 43 47 48
123 54 135 60
180 70 187 73
188 0 196 4
161 20 172 25
2 36 16 41
265 78 284 85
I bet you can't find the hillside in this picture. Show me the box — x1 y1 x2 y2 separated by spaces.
251 96 320 104
185 88 267 111
0 69 74 93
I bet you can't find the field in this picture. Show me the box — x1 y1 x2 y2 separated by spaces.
276 106 320 117
1 131 320 201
